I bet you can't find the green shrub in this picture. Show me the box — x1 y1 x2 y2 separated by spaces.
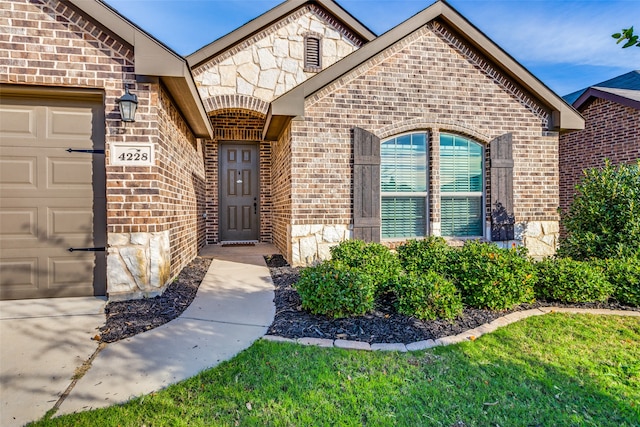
448 241 536 310
396 237 453 276
394 271 463 321
602 257 640 306
294 261 375 318
535 258 613 303
330 239 401 295
558 160 640 260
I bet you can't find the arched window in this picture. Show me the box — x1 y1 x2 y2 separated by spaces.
380 133 428 239
440 133 484 237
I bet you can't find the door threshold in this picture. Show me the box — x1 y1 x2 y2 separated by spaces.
220 240 258 246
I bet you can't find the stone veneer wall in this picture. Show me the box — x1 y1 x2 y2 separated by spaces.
2 0 206 299
559 97 640 214
192 4 363 109
281 21 560 264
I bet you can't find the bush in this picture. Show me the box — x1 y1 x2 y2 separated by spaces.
396 237 453 276
558 160 640 260
394 271 463 320
448 241 536 310
330 239 401 295
535 258 613 303
602 257 640 306
294 261 375 318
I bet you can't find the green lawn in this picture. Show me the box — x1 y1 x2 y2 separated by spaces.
32 314 639 426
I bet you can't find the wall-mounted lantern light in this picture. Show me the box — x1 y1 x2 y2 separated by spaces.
116 88 138 122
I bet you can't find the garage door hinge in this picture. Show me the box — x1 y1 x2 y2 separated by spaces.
66 148 105 154
68 247 106 252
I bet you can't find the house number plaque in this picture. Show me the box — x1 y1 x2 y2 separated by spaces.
111 143 154 166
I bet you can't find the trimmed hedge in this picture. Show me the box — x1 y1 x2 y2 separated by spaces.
535 258 613 303
394 271 463 321
330 239 402 296
294 261 375 318
448 241 536 310
396 237 453 276
602 257 640 306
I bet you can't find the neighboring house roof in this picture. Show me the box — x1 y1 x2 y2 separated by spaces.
186 0 377 68
263 0 584 140
65 0 213 138
563 70 640 110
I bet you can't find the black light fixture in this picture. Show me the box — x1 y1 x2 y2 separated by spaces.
117 88 138 122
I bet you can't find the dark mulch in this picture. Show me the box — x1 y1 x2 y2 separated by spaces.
265 254 639 344
98 257 211 343
99 253 637 345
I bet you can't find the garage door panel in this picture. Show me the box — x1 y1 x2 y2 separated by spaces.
48 108 93 141
0 208 38 239
49 208 93 240
0 257 38 290
0 106 36 139
50 256 94 288
48 156 93 190
0 153 37 190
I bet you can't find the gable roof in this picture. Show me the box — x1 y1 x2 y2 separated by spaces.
186 0 376 68
264 0 584 140
65 0 213 138
563 70 640 110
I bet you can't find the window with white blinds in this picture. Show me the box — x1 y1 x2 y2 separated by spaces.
381 133 428 239
440 133 484 237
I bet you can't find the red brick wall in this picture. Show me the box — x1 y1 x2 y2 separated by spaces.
291 21 556 232
156 85 206 275
271 124 293 257
559 97 640 213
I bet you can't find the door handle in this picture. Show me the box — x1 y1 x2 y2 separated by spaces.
254 202 257 214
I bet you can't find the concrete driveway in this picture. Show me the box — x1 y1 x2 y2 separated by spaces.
0 297 105 427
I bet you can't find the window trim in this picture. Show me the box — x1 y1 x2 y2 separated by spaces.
439 133 486 239
380 131 430 241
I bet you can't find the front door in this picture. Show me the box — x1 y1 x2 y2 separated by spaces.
219 143 259 242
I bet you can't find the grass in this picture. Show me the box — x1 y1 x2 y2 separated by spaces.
31 313 639 426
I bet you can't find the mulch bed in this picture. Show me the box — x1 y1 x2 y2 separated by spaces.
98 257 211 343
98 253 637 344
264 254 639 344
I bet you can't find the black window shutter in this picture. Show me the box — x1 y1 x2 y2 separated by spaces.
490 133 515 241
353 127 381 242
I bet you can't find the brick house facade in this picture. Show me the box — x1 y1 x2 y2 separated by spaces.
1 0 212 299
559 71 640 214
1 0 584 300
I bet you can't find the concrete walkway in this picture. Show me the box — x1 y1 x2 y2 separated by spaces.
0 244 276 427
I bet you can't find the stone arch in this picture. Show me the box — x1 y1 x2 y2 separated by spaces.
202 94 270 116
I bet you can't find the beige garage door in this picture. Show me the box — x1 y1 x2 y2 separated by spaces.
0 90 106 299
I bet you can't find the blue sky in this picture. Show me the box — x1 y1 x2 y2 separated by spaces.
103 0 639 97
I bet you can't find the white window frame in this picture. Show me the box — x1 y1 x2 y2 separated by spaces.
439 133 485 239
380 132 430 241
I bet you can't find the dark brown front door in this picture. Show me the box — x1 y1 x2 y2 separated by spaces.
219 143 259 242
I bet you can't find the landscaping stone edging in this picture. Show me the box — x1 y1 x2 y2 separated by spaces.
262 307 640 352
